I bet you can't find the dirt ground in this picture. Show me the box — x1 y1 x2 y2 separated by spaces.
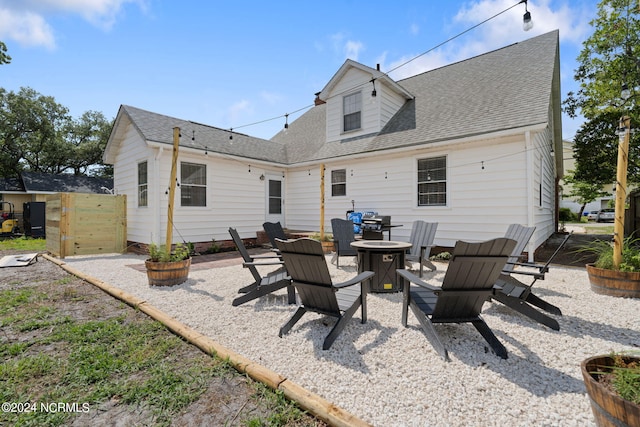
0 249 327 427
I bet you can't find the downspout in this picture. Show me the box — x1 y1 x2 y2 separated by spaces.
153 146 164 244
524 131 535 262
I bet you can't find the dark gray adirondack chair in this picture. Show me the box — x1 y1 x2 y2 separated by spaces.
502 223 536 274
276 237 374 350
492 231 573 331
330 218 358 268
404 220 438 277
397 237 517 361
228 228 295 307
263 221 287 250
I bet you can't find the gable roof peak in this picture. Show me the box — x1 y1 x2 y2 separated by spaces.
318 59 413 101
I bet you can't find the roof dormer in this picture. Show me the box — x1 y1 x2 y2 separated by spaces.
317 59 413 143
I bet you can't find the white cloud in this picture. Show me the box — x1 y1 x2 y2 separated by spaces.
330 32 365 61
410 23 420 36
0 0 147 48
0 8 55 49
344 40 364 60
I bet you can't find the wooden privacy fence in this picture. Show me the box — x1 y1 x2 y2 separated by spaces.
46 193 127 258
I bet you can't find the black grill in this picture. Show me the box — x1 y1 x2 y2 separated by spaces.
361 215 390 240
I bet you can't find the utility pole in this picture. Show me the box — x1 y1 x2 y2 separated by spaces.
166 127 180 251
613 116 631 268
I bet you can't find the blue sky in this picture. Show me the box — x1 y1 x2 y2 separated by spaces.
0 0 598 141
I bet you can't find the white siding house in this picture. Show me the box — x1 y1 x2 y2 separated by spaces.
104 30 563 255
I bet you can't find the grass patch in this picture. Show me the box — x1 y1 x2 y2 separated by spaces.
0 236 46 252
0 277 322 426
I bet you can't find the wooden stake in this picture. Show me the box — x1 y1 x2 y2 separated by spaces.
166 127 180 250
613 116 631 268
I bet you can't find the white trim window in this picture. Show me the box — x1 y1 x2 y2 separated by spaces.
343 92 362 132
180 162 206 207
331 169 347 197
417 156 447 206
137 161 148 207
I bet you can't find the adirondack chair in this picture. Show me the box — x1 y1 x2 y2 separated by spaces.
491 231 573 331
228 228 295 307
502 223 536 274
397 237 517 361
276 237 375 350
330 218 358 268
404 220 438 277
263 221 287 251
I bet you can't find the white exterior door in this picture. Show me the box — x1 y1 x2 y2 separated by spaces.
265 175 284 224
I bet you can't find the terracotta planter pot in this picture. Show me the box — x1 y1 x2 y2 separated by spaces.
586 264 640 298
145 258 191 286
581 355 640 427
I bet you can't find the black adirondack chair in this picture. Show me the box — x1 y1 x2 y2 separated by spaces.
397 237 517 361
404 220 438 277
492 231 573 331
263 221 287 251
228 228 295 307
276 237 374 350
330 218 358 268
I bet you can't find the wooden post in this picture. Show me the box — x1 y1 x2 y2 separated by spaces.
613 116 631 268
320 163 325 239
166 127 180 250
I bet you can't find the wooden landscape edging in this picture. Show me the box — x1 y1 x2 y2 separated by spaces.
43 254 371 427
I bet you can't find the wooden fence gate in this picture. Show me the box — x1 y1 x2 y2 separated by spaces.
46 193 127 258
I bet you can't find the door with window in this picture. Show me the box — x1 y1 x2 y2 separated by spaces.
265 175 284 224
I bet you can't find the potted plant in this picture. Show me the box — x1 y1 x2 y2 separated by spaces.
581 351 640 426
145 243 191 286
580 236 640 298
309 232 334 254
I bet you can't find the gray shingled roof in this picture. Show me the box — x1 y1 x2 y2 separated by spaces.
111 30 559 166
117 106 288 164
273 30 559 162
21 172 113 194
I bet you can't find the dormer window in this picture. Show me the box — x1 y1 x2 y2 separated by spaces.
343 92 362 132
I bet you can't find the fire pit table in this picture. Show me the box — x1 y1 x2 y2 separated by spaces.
350 240 412 292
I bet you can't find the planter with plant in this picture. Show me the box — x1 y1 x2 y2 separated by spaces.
309 232 334 254
581 352 640 427
145 243 191 286
580 236 640 298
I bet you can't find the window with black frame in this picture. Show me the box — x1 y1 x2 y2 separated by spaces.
137 161 148 207
417 156 446 206
180 162 206 207
331 169 346 197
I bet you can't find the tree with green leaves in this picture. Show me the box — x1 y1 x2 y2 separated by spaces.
563 0 639 186
0 87 113 178
0 41 10 65
563 170 611 217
